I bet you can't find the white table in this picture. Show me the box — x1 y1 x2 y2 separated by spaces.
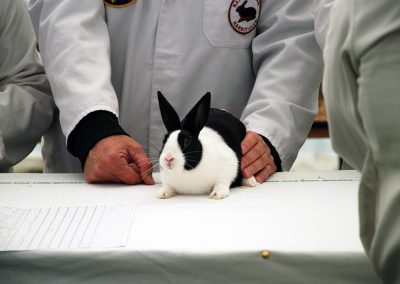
0 171 381 283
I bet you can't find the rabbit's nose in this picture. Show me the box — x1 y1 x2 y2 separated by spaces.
165 156 175 169
165 156 174 163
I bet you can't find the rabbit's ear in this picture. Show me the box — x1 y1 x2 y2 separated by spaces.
182 92 210 136
158 91 181 132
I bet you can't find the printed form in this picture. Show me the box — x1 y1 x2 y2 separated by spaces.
0 204 135 251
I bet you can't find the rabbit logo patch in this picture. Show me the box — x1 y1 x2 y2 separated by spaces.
228 0 260 34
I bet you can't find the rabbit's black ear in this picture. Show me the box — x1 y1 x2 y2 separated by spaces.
182 92 210 136
158 91 181 132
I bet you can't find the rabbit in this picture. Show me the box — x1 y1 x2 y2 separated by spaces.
236 0 257 23
156 91 259 200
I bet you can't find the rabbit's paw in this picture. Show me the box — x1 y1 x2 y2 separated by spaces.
209 184 230 200
156 186 176 199
242 176 260 187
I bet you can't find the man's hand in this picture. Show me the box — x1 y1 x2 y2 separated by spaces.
84 135 154 185
241 131 277 183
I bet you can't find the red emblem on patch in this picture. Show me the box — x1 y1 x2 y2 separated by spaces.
228 0 261 35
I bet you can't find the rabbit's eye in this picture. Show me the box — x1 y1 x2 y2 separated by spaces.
184 137 192 148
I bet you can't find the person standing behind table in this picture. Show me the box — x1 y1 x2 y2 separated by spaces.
28 0 323 184
313 0 335 51
0 0 54 172
323 0 400 282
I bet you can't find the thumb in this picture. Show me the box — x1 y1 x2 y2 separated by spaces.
129 148 155 185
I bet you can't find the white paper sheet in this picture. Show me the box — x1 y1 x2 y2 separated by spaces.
0 203 135 251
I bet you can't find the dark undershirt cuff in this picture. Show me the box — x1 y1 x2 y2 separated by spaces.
258 134 282 172
67 110 128 168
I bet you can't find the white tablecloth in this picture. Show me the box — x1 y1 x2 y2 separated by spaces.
0 171 381 283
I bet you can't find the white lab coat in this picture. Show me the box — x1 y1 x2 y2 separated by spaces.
28 0 323 173
0 0 54 172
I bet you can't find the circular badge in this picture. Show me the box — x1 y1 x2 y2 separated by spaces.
228 0 261 35
104 0 136 8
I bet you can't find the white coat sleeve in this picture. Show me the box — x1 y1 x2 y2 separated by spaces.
240 0 323 171
35 0 119 139
0 0 54 171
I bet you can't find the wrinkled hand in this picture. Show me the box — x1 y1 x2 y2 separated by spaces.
241 131 277 183
84 135 154 185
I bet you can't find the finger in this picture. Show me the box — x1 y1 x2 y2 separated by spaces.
114 163 142 184
242 152 270 178
241 132 258 156
140 161 155 185
129 149 155 185
128 163 139 173
241 141 268 170
255 164 277 183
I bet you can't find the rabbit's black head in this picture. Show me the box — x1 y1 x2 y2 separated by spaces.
158 91 210 171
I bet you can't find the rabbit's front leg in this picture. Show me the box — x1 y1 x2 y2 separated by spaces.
209 183 230 200
156 185 176 199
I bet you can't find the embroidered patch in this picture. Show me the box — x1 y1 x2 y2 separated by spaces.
104 0 136 8
228 0 261 35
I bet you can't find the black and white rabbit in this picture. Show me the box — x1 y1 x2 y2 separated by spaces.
157 91 259 200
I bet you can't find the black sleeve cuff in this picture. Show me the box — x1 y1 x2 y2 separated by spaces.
258 134 282 172
67 110 128 168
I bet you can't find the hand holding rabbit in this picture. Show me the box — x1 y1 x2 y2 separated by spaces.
241 131 277 183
